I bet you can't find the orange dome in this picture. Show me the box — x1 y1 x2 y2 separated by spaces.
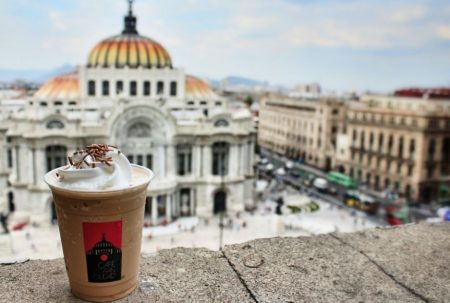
87 34 172 69
186 76 217 99
35 71 79 100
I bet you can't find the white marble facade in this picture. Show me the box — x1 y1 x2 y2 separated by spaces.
0 6 255 225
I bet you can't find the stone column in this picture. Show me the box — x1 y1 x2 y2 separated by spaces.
193 145 201 177
31 148 36 185
229 144 238 177
158 145 165 177
36 148 46 187
202 145 211 177
171 192 177 218
166 194 172 222
249 140 255 175
167 144 175 177
190 188 194 216
151 196 157 225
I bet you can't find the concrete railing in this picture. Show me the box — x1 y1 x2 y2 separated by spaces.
1 222 449 302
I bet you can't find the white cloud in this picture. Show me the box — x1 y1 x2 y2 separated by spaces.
436 25 450 40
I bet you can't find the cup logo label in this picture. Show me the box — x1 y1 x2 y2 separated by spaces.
83 221 122 283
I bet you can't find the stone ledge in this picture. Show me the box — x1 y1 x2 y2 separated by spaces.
1 223 449 303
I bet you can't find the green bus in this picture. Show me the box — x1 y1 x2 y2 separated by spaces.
327 171 358 189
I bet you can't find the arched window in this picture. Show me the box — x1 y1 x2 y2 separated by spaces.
54 101 63 106
46 145 67 171
214 119 229 127
88 80 95 96
127 122 151 138
46 120 65 129
177 144 192 176
68 101 77 106
212 142 229 175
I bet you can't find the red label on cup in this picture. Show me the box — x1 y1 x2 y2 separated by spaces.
83 221 122 283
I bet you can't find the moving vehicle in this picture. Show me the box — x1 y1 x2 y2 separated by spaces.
343 190 380 215
327 171 358 189
313 178 328 192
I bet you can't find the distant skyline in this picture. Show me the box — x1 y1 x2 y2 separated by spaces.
1 0 450 92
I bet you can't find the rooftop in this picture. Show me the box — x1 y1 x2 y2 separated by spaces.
1 222 448 302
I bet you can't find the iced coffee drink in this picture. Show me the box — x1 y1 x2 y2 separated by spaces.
44 144 153 302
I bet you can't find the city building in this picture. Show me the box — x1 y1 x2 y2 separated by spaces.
0 3 255 225
258 96 346 170
335 90 450 203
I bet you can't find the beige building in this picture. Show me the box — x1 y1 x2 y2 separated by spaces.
336 94 450 203
258 96 346 170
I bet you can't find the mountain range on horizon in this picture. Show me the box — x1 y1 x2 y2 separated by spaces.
0 65 285 91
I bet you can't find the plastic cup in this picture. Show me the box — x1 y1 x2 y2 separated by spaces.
45 164 153 302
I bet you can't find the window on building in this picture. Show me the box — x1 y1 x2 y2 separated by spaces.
127 155 134 163
177 145 192 176
46 145 67 172
130 81 137 96
88 80 95 96
68 101 77 106
428 139 435 161
102 80 109 96
352 129 357 144
116 81 124 95
408 165 413 176
136 155 143 166
212 142 229 175
7 149 12 168
398 137 404 159
146 154 153 170
143 81 151 96
378 133 384 152
409 139 415 159
360 131 365 150
200 101 207 106
170 81 177 96
427 164 434 178
157 81 164 95
46 120 65 129
397 162 402 174
54 101 63 106
214 119 229 127
215 102 222 106
428 120 439 129
369 132 374 150
332 109 339 115
387 135 393 155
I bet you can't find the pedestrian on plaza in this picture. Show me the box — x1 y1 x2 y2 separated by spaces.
242 221 247 228
0 213 9 234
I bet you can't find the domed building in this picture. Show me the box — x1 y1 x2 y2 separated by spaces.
0 2 256 225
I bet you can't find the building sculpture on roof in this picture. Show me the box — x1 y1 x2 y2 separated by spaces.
0 2 256 225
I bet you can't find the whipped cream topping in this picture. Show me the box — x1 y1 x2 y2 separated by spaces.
56 145 132 190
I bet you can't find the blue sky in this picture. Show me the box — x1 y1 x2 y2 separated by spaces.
1 0 450 92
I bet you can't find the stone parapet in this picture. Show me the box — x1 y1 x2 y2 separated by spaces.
1 222 449 302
